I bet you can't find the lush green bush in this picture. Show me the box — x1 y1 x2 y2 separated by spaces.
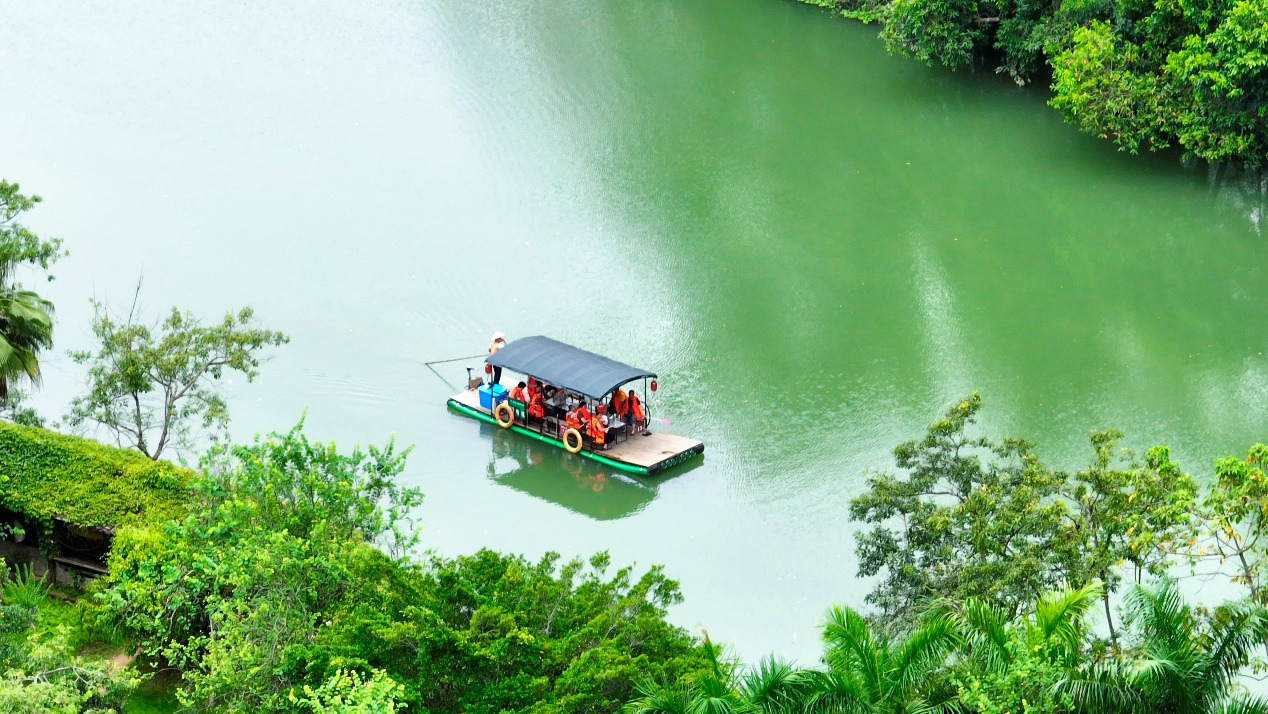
322 549 708 714
0 421 191 538
0 561 138 714
99 422 706 714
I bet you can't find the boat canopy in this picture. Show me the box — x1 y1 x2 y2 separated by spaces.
486 335 655 399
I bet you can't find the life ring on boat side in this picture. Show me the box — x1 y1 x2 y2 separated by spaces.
494 402 514 428
563 428 584 454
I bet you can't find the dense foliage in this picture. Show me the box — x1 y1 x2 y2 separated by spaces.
851 392 1197 638
98 423 706 714
0 565 137 713
641 393 1268 714
801 0 1268 167
637 580 1268 714
0 420 190 539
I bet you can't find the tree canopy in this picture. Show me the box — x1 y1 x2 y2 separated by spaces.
66 296 288 460
804 0 1268 167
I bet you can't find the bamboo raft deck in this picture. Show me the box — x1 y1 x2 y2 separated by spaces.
447 381 704 476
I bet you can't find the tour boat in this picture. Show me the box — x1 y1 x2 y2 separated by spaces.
446 335 704 475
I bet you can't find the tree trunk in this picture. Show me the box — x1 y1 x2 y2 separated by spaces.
1101 579 1118 648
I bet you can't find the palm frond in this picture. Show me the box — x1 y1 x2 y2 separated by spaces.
625 679 695 714
1199 602 1268 697
936 597 1010 672
1060 662 1140 714
739 655 813 714
1219 695 1268 714
1123 579 1191 656
890 617 959 702
1031 581 1101 664
822 604 885 700
800 670 869 714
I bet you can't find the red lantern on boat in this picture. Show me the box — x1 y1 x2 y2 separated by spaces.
484 364 492 374
650 379 658 392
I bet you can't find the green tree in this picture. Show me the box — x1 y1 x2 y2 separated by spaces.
1199 444 1268 604
1167 0 1268 166
66 294 288 460
1062 433 1198 644
1049 22 1184 156
880 0 984 68
99 421 418 712
100 422 702 714
800 0 1268 167
0 181 64 408
803 603 960 714
365 548 708 714
850 393 1081 627
1066 579 1268 714
0 387 46 427
852 394 1197 639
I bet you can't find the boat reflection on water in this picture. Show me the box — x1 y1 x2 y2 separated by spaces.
482 423 697 520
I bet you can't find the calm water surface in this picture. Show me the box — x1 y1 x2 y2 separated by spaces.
4 0 1267 663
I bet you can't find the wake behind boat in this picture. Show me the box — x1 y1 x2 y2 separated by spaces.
446 335 704 475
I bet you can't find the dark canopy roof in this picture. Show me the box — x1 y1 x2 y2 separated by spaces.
486 335 655 399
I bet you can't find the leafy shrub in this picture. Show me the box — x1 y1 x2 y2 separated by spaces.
291 669 404 714
2 564 49 612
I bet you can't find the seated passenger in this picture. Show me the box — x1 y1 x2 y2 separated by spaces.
526 378 540 401
564 405 584 435
509 381 528 403
628 390 646 433
576 401 592 423
587 404 609 450
528 391 545 420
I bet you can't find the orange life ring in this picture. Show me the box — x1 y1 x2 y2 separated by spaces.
494 402 514 428
563 428 584 454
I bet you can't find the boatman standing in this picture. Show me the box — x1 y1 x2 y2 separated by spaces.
488 332 507 384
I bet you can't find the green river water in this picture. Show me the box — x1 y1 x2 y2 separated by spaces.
4 0 1268 662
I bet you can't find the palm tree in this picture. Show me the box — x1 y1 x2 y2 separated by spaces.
803 604 960 714
943 581 1101 674
0 181 57 404
930 582 1101 714
1066 579 1268 714
0 288 53 401
625 637 811 714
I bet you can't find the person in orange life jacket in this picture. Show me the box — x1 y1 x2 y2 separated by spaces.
509 381 528 403
587 403 610 449
611 387 628 419
488 332 507 384
628 390 645 432
576 400 592 424
565 404 583 432
526 379 545 419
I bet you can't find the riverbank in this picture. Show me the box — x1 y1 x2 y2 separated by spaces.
793 0 1268 168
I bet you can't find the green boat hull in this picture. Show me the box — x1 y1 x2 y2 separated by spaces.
446 399 655 476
